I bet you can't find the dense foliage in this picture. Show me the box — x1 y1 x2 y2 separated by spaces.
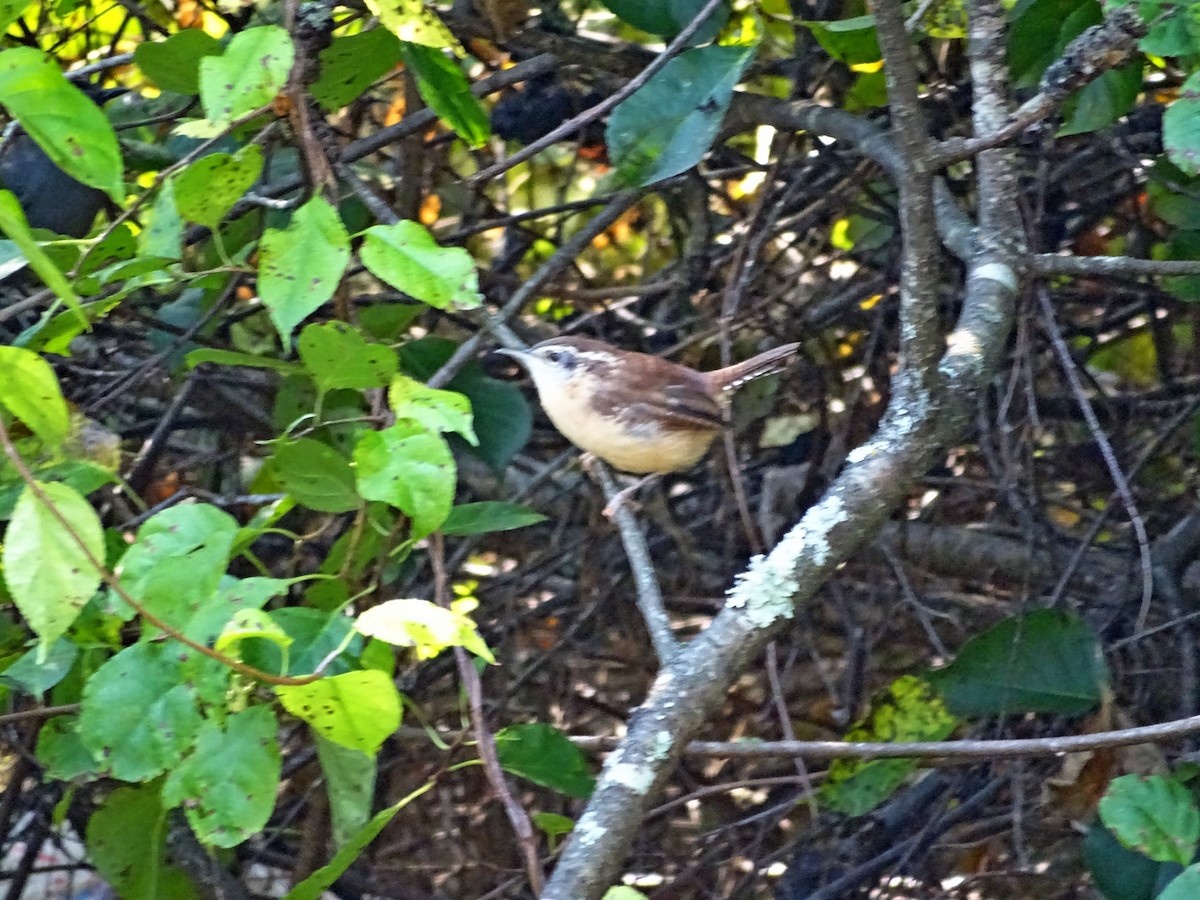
0 0 1199 897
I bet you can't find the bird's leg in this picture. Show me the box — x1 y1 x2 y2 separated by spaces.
579 454 659 518
601 474 660 518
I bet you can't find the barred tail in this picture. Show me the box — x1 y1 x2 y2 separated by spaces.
712 343 800 393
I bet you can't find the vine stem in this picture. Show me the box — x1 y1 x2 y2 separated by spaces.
0 415 324 686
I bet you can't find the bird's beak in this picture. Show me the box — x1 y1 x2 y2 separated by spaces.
492 347 534 367
486 347 533 381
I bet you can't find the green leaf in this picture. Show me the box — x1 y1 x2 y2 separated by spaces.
388 374 476 444
0 48 123 199
311 28 402 110
172 145 264 230
819 675 957 816
802 15 881 64
276 669 401 754
116 504 240 631
441 501 546 535
242 607 361 677
1007 0 1099 88
3 482 103 656
273 438 361 513
602 0 728 42
533 811 575 850
138 180 183 260
1167 72 1200 176
0 1 28 33
259 196 350 339
365 0 463 52
607 44 757 186
198 25 294 124
283 787 430 900
315 734 376 849
353 423 455 538
134 29 223 95
1140 0 1200 57
495 723 595 798
360 220 481 310
1059 62 1143 137
602 889 650 900
163 706 281 848
36 715 97 780
87 784 199 900
1099 775 1200 866
1160 865 1200 900
928 609 1109 716
214 608 293 658
399 42 489 146
298 321 399 392
354 597 494 663
0 638 76 694
185 347 303 373
0 191 85 323
0 345 69 444
184 576 292 645
79 642 189 781
398 336 532 470
1083 818 1178 900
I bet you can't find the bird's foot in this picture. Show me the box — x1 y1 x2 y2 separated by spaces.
602 474 659 519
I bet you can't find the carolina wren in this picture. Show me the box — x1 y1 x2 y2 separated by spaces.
495 337 800 475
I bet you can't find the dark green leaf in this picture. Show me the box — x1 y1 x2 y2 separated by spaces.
134 30 222 95
1059 63 1143 137
928 609 1109 716
36 715 97 780
87 784 199 900
312 28 402 110
1083 818 1180 900
602 0 728 41
607 44 757 186
1007 0 1099 87
802 15 881 64
315 734 376 849
442 501 545 535
400 42 489 146
399 336 532 470
495 723 595 798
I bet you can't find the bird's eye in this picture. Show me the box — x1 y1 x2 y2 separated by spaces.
544 349 573 367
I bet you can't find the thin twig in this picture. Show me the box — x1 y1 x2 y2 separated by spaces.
1034 284 1154 629
584 459 678 665
467 0 729 186
430 532 544 894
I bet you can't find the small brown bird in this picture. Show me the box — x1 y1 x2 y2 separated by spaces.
495 336 800 476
